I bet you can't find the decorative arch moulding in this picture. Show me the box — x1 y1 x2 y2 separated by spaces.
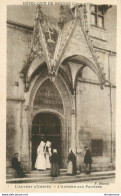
20 4 106 92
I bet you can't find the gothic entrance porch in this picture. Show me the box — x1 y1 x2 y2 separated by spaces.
29 77 72 170
32 112 62 169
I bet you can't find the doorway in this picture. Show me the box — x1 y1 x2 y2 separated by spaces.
32 112 62 169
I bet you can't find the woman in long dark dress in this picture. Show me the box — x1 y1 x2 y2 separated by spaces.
67 149 77 175
50 149 60 177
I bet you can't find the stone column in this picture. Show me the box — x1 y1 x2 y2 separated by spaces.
71 94 76 153
20 105 30 172
15 102 22 157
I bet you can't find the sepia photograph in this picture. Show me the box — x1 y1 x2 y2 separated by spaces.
0 0 121 193
6 2 116 184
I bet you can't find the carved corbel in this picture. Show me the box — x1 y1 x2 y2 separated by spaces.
24 77 31 92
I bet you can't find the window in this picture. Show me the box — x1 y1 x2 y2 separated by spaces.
91 139 103 156
91 5 105 28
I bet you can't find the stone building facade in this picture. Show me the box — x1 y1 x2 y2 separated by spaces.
7 4 116 173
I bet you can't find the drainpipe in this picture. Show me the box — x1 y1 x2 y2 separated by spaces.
71 92 76 153
109 80 113 164
75 83 77 162
106 51 113 164
20 102 23 161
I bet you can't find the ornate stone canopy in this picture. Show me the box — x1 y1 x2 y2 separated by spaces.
20 5 106 92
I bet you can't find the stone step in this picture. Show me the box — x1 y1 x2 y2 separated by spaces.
7 166 113 177
7 167 16 174
6 163 114 179
30 168 67 174
25 171 81 178
6 169 67 179
26 170 115 179
92 163 113 167
48 174 115 184
7 170 114 180
6 170 115 184
6 174 115 184
7 173 80 183
91 166 114 172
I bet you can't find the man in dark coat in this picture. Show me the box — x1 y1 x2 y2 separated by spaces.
84 147 92 174
11 153 25 178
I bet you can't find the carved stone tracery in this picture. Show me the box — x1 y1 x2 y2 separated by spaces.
20 4 106 92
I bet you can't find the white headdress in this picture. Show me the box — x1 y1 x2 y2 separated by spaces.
69 149 72 153
53 149 57 153
39 141 45 147
46 141 51 147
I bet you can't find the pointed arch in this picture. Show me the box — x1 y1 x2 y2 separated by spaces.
62 55 105 89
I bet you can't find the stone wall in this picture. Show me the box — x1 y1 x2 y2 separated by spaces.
90 6 117 52
7 24 31 98
7 24 32 170
6 101 22 165
76 78 116 168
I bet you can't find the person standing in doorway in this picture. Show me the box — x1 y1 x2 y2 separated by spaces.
35 140 46 170
50 149 60 177
84 146 92 174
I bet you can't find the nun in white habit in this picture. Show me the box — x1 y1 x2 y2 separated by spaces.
35 141 46 170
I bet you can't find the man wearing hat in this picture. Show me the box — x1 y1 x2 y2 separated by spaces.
84 146 92 174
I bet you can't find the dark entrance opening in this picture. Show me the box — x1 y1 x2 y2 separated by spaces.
32 113 62 169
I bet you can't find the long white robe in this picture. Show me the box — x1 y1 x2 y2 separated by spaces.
35 141 46 170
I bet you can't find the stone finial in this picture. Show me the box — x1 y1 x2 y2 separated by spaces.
58 5 64 29
36 5 44 22
75 5 80 18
